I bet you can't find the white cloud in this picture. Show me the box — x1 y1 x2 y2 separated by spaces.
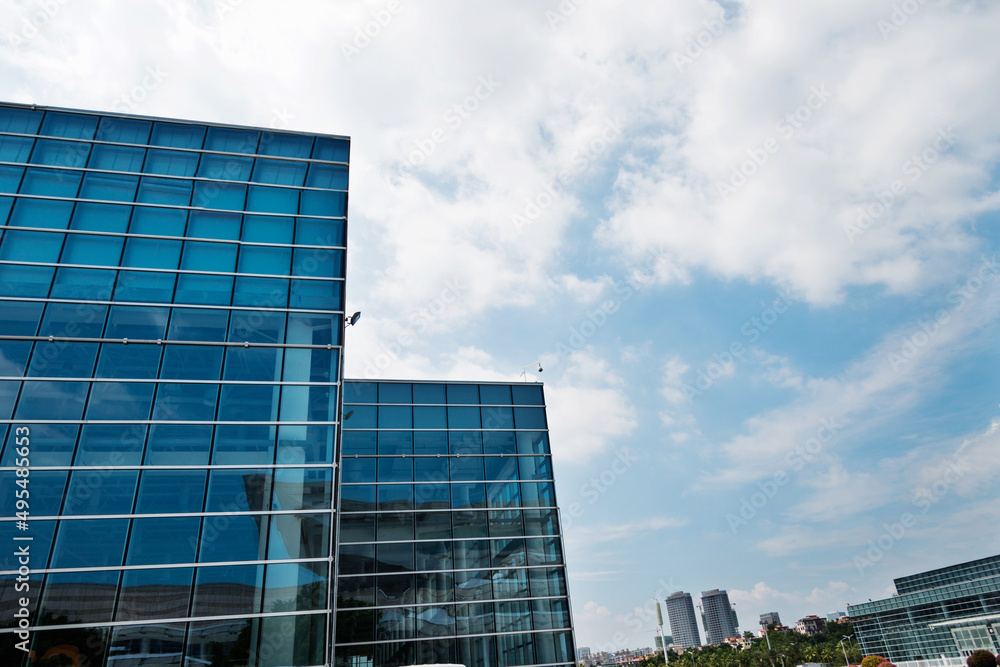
566 516 689 546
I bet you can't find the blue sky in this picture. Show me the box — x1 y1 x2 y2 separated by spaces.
3 0 999 652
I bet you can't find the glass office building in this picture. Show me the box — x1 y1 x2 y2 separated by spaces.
848 554 1000 662
0 102 576 667
335 380 575 667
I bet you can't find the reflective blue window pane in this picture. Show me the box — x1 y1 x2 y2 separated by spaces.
337 608 377 643
0 264 52 296
38 571 118 625
71 201 131 232
252 159 307 186
144 424 212 465
521 482 557 507
415 511 453 540
0 164 23 190
187 619 257 666
62 469 138 516
0 136 33 162
94 345 162 379
122 235 183 269
514 406 547 429
49 267 115 299
414 406 447 429
136 176 192 205
447 383 479 404
270 468 331 512
378 382 411 403
519 456 552 481
0 196 12 226
339 546 374 579
339 514 374 542
340 457 376 483
114 270 176 302
239 244 291 275
152 382 219 421
496 600 533 631
483 431 516 455
344 381 376 402
516 431 550 455
292 247 343 278
222 347 283 382
22 166 83 196
227 309 285 344
41 111 98 139
454 567 493 600
480 384 513 404
0 520 53 571
377 484 413 511
413 430 448 454
485 457 519 481
268 513 330 559
192 564 263 617
212 423 276 464
340 484 375 512
244 214 293 243
1 423 78 466
378 430 412 455
206 468 271 512
9 196 74 227
187 210 241 239
528 567 567 598
161 346 225 380
50 519 129 568
0 470 66 516
30 139 90 169
523 508 560 537
263 562 327 612
96 117 151 143
0 106 42 133
127 518 200 565
144 148 199 176
247 185 298 213
205 127 259 153
89 144 145 171
449 406 481 429
289 277 342 310
312 137 350 162
306 163 349 190
342 430 376 455
450 430 483 455
452 483 487 509
117 568 193 621
136 470 207 513
79 172 138 201
343 405 375 428
232 276 288 307
488 508 523 536
199 515 268 562
150 122 206 149
197 153 253 181
512 384 544 405
75 423 145 466
414 457 449 486
85 381 155 420
176 272 235 304
377 512 413 541
458 636 497 667
295 216 345 248
453 511 490 540
526 537 563 566
258 614 325 667
379 405 412 428
15 381 88 419
260 133 314 158
299 189 347 217
1 230 63 262
492 567 529 600
40 301 107 342
181 239 237 271
378 457 413 482
481 406 514 429
451 457 485 481
414 481 450 509
62 232 125 266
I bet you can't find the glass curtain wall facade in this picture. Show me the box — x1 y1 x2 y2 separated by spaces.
848 554 1000 662
335 380 576 667
0 103 348 667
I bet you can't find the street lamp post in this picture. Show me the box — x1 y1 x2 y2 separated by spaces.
840 635 854 667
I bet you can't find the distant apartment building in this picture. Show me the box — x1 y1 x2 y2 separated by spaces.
760 611 782 629
700 589 739 645
848 553 1000 661
578 646 592 658
826 611 847 623
795 615 827 635
666 592 702 649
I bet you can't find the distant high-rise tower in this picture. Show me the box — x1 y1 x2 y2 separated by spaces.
760 611 782 629
666 592 702 649
701 589 739 644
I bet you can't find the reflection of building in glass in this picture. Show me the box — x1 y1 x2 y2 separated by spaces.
666 592 702 649
849 554 1000 662
700 589 738 645
0 102 575 667
334 381 575 667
